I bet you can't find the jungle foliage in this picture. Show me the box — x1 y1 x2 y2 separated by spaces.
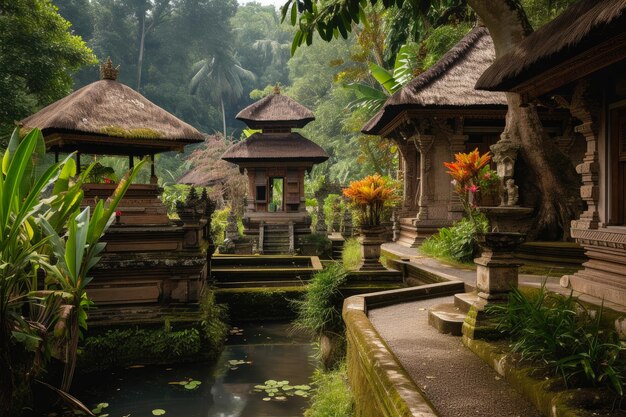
0 128 143 415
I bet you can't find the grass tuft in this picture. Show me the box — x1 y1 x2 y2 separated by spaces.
487 285 626 396
342 238 361 270
304 363 354 417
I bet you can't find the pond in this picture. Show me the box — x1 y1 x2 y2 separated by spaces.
72 322 316 417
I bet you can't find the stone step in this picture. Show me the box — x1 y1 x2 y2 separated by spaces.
428 302 467 336
211 268 315 281
214 280 309 288
454 292 481 313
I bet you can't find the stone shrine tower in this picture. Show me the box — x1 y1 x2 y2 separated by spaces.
222 87 328 253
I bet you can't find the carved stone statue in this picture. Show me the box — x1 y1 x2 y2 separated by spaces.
505 179 519 207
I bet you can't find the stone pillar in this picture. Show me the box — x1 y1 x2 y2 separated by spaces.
570 79 600 230
316 195 327 234
414 135 434 221
225 210 239 241
342 206 353 238
448 134 468 219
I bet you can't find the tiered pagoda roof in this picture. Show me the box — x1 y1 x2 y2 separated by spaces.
235 87 315 129
223 89 328 164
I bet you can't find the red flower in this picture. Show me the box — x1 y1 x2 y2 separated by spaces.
115 210 122 217
103 178 112 184
466 184 479 194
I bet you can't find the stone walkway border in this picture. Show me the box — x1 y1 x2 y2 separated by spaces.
343 281 464 417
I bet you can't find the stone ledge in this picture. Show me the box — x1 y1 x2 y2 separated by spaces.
343 281 464 417
463 336 616 417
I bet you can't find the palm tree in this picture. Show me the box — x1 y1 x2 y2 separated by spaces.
189 48 256 139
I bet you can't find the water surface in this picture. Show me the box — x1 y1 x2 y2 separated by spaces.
73 322 315 417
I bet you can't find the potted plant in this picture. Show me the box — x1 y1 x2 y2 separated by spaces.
343 174 398 270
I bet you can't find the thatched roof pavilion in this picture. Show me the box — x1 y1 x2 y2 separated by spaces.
363 26 507 136
476 0 626 100
20 59 204 156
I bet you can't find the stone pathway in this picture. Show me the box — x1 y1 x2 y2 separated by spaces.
369 296 543 417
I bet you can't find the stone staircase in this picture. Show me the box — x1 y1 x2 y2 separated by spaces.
261 224 292 254
428 292 481 336
210 255 323 288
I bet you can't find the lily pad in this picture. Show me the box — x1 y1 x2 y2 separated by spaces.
152 410 166 416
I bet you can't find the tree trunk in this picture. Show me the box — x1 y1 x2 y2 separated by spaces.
221 97 227 141
467 0 581 240
137 13 146 91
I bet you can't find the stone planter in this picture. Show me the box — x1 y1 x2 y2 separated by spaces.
357 226 387 271
477 206 533 233
474 232 526 301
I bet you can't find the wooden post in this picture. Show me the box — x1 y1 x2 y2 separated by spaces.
129 154 134 170
150 154 158 184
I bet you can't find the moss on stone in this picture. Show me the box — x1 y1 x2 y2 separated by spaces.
464 337 621 417
99 125 163 139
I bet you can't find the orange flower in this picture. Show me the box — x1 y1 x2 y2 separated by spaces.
343 174 398 226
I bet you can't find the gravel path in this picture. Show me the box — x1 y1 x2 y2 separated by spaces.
369 296 543 417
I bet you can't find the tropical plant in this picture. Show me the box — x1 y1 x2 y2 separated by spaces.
487 286 626 395
344 43 417 114
42 158 145 391
189 47 256 138
343 174 398 227
419 215 488 263
0 127 144 414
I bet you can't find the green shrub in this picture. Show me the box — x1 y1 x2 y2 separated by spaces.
293 264 347 337
211 207 230 246
160 184 191 216
487 286 626 395
419 215 487 263
79 327 202 372
199 288 229 359
342 238 361 270
79 289 228 372
304 363 354 417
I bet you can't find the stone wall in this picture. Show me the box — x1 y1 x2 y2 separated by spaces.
342 282 464 417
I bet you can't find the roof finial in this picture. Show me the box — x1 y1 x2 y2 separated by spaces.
273 83 281 95
100 57 120 81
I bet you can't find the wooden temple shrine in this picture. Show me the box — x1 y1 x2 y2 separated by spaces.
222 88 329 254
476 0 626 306
20 59 213 318
362 25 584 247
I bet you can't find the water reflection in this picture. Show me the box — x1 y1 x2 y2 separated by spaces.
72 323 315 417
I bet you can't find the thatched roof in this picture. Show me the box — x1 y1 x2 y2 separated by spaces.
221 133 329 164
362 26 507 135
20 77 204 153
236 90 315 129
476 0 626 92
